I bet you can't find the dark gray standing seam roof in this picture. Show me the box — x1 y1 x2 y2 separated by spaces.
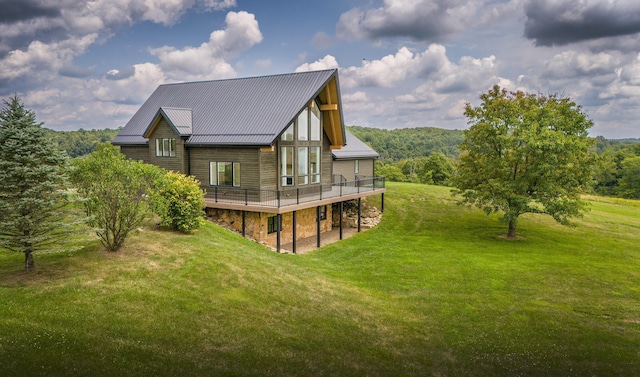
113 69 339 146
332 130 379 160
156 107 192 137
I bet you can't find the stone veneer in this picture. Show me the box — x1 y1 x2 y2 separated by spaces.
206 206 333 247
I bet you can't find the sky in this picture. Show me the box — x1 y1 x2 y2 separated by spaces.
2 0 640 139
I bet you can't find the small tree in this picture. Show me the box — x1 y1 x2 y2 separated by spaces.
71 144 160 251
150 171 205 233
0 96 77 272
452 85 595 238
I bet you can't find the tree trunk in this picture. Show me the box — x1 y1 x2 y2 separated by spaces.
507 221 517 238
24 251 35 273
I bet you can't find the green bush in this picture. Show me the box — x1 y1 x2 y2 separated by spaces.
151 171 205 233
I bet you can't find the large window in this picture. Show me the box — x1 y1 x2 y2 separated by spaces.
310 146 321 184
155 138 176 157
209 162 240 186
297 109 308 141
281 146 294 186
281 122 294 141
279 100 323 187
298 147 308 185
310 104 321 141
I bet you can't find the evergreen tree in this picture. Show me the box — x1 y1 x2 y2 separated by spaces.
0 96 76 272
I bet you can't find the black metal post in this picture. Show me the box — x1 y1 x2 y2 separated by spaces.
215 186 218 203
242 211 246 237
339 201 343 240
357 197 362 233
276 214 281 253
381 192 385 213
316 206 321 248
292 211 297 254
245 189 248 205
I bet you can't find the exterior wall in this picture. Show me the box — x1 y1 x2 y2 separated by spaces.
120 145 150 162
189 146 261 189
259 149 278 191
321 133 333 185
148 119 187 173
333 159 375 182
206 206 333 247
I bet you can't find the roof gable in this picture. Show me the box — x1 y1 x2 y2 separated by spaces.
144 107 192 138
113 69 345 147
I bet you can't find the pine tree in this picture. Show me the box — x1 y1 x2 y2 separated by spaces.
0 95 76 272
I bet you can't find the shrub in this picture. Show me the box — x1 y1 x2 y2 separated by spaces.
151 171 205 233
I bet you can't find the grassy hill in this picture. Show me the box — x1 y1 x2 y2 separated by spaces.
1 183 639 376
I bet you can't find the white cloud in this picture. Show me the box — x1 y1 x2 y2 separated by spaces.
295 55 339 72
150 11 262 81
0 34 97 81
341 47 416 88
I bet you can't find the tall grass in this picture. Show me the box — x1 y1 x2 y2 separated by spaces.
1 182 638 376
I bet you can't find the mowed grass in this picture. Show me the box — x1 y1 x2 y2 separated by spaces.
1 182 639 376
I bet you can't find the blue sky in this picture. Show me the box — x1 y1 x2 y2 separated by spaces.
2 0 640 138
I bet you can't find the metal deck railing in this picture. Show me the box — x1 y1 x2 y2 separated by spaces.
204 176 385 208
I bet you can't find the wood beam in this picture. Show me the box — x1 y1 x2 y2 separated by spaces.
260 145 274 152
320 104 338 111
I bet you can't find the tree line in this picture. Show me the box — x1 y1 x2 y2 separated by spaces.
347 126 639 200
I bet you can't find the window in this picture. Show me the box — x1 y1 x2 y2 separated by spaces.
209 162 240 186
310 146 321 184
298 147 308 185
281 146 294 186
354 160 360 174
155 138 176 157
268 216 279 234
310 103 321 141
318 205 327 221
297 109 308 141
281 122 294 141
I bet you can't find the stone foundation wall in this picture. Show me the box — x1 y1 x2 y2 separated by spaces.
206 206 333 247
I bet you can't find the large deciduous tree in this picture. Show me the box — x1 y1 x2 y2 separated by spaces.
0 96 76 272
452 85 595 238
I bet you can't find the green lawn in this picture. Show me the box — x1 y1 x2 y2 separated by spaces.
1 182 639 376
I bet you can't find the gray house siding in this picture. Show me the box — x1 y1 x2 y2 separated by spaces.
189 147 261 189
120 145 149 162
322 133 333 185
259 149 278 191
334 159 375 181
148 119 187 173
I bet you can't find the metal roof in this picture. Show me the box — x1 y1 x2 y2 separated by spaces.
332 130 380 160
113 69 341 146
160 107 192 136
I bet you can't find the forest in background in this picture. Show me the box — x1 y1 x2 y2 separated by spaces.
46 126 640 199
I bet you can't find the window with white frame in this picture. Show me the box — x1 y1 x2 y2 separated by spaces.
354 159 359 174
310 146 321 184
209 161 240 186
281 146 294 186
155 138 176 157
298 147 308 185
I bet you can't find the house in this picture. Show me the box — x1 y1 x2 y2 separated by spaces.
112 69 385 253
332 130 379 182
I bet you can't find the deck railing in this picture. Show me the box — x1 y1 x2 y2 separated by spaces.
204 176 385 208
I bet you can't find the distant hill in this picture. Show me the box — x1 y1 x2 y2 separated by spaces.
347 126 464 160
46 128 120 158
